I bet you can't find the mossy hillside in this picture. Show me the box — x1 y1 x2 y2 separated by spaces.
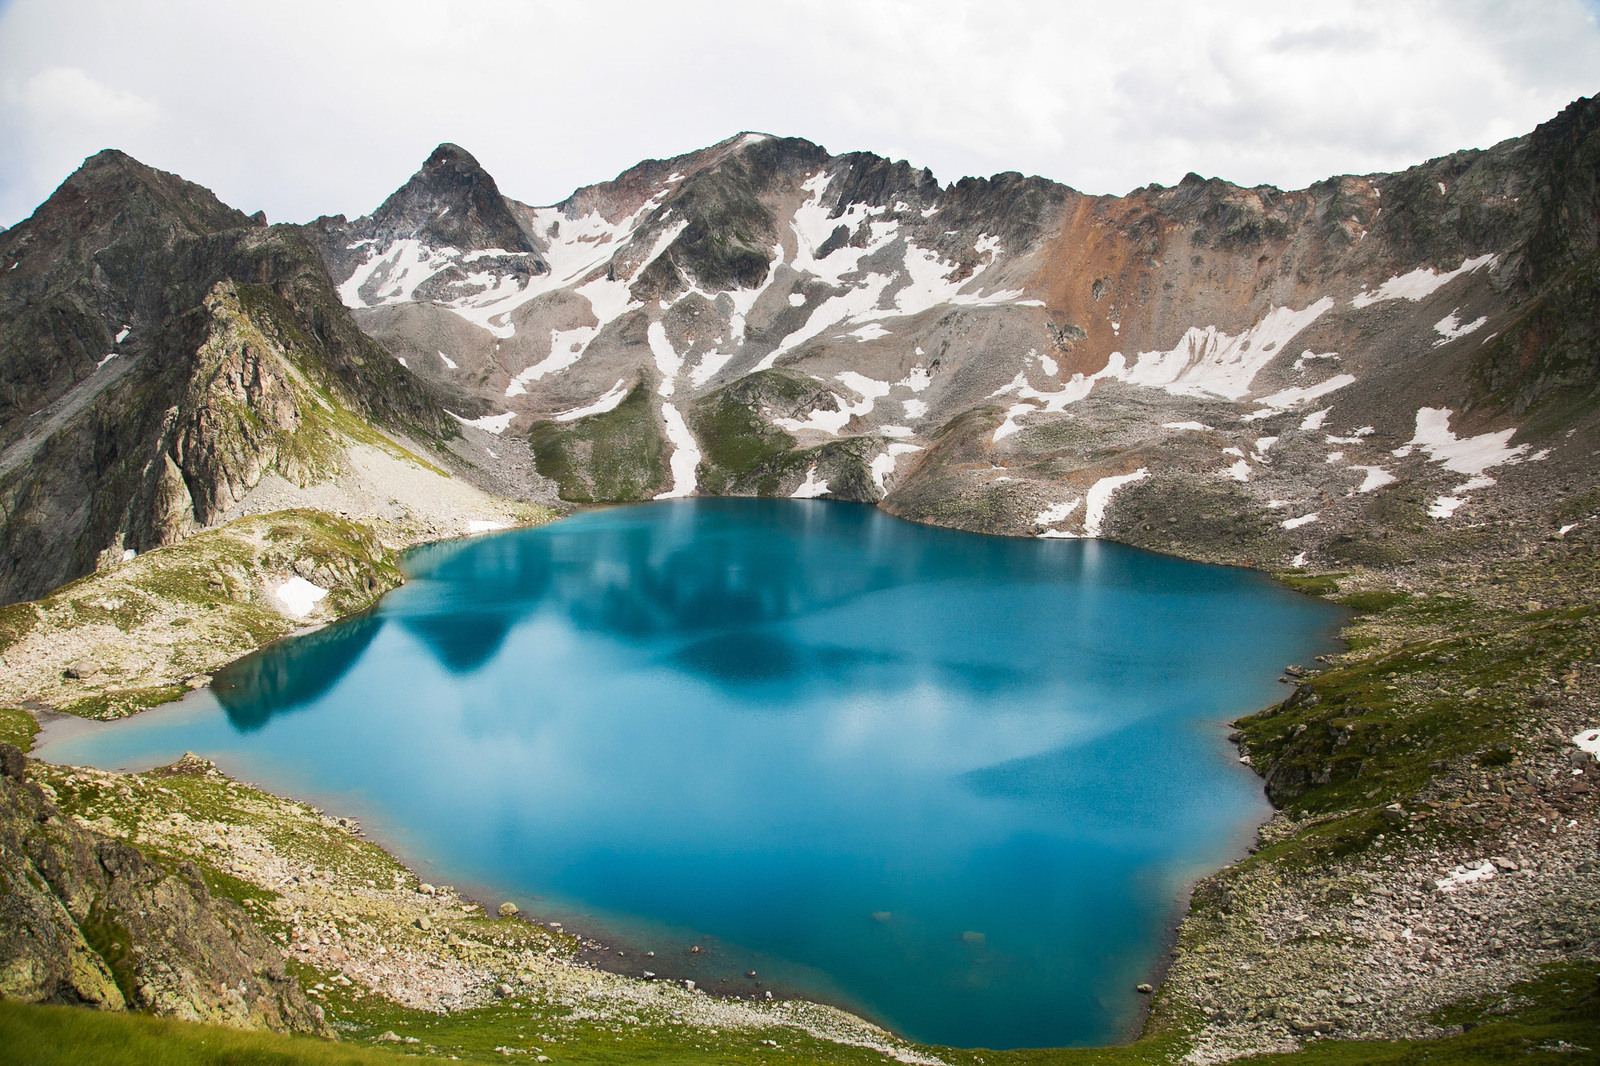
686 373 804 494
1234 559 1600 838
528 381 669 502
0 510 402 719
731 437 886 501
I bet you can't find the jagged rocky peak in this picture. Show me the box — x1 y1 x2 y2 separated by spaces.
370 143 539 256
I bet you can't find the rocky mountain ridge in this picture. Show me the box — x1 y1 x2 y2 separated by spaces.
299 100 1600 574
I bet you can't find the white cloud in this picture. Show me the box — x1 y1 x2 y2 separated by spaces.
0 0 1596 227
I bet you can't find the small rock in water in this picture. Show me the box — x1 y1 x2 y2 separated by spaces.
871 911 893 922
689 945 702 954
1136 983 1154 994
499 902 519 917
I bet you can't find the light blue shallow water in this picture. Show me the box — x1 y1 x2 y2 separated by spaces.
37 499 1344 1049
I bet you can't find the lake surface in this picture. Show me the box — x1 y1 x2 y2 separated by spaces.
38 499 1344 1049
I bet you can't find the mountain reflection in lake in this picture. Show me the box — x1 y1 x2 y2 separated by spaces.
40 499 1346 1049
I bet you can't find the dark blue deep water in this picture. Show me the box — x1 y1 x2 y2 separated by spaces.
38 500 1345 1049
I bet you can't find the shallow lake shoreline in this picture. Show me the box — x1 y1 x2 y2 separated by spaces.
9 498 1600 1062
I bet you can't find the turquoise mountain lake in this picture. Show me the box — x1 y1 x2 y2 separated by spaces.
37 499 1345 1050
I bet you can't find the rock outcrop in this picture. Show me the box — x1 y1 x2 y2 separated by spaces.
0 150 458 606
0 744 325 1033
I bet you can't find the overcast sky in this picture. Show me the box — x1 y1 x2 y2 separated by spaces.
1 0 1597 227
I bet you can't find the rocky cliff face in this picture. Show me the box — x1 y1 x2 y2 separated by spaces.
302 100 1600 566
0 151 459 606
0 745 324 1032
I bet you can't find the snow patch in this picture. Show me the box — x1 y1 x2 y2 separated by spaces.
1406 408 1528 516
901 398 927 420
1163 421 1214 432
505 325 601 396
653 403 701 499
1351 254 1498 308
115 326 130 343
1034 497 1084 529
274 577 328 619
648 321 683 396
450 411 515 435
554 379 630 422
1252 374 1358 411
1084 469 1148 537
1435 862 1496 892
1351 466 1397 493
437 350 458 369
1282 513 1319 530
1116 299 1334 400
467 521 508 534
1226 460 1251 482
790 467 830 498
1574 729 1600 756
869 442 923 493
1433 309 1489 346
96 353 117 369
689 349 734 387
1300 408 1332 431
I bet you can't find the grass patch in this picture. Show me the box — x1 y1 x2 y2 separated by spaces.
0 1000 406 1066
0 705 39 751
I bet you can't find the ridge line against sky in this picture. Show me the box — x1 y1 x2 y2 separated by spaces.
1 0 1599 229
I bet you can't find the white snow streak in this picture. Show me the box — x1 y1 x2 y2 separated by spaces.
869 442 923 493
1351 254 1498 308
450 411 515 434
554 379 629 422
1116 299 1334 400
1084 469 1148 538
790 467 830 498
653 403 701 499
1433 309 1489 346
648 321 683 396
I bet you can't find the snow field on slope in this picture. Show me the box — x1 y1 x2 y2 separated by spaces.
1117 299 1335 401
554 379 630 422
1351 254 1499 308
1393 407 1538 518
654 403 701 499
790 467 830 498
773 369 931 436
869 442 923 493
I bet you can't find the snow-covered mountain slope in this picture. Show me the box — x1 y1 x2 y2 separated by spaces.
4 99 1594 600
302 98 1600 570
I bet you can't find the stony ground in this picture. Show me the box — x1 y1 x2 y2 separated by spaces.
1143 482 1600 1062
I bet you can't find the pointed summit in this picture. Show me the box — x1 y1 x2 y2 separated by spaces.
368 143 536 255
